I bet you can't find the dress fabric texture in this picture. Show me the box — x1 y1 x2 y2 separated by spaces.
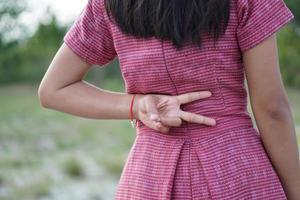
63 0 294 199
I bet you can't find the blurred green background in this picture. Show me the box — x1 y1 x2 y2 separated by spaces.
0 0 299 199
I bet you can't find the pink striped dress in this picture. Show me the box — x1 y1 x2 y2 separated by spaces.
64 0 294 199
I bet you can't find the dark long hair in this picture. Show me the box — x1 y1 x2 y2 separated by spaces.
104 0 231 49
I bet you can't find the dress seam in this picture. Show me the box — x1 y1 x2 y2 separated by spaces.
161 40 179 96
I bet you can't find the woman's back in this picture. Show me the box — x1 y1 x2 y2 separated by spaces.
62 0 296 199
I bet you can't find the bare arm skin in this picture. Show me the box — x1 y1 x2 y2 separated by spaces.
38 43 141 120
243 34 300 199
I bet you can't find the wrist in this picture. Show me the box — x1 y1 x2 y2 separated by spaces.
132 94 143 120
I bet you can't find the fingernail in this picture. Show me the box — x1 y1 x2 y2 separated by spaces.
156 122 162 128
211 119 217 126
201 91 211 96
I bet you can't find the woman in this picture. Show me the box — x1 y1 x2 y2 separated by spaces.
38 0 300 199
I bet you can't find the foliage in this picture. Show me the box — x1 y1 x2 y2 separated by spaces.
0 15 67 84
277 25 300 88
0 0 26 45
286 0 300 26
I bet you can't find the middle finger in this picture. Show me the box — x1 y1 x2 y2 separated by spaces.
159 116 182 127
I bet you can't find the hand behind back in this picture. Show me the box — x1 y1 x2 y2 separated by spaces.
135 91 216 134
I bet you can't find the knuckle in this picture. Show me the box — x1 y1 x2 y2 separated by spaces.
199 116 205 123
154 122 160 129
203 117 209 124
176 109 181 117
188 94 193 102
188 115 193 122
145 94 152 101
177 120 182 127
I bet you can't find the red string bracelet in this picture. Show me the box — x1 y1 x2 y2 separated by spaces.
129 94 137 128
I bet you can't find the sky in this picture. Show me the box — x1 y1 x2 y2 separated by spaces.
21 0 88 31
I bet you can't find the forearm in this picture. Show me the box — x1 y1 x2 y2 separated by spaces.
253 105 300 198
40 80 143 120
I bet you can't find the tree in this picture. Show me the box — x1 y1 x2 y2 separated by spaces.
0 0 26 46
286 0 300 26
0 12 67 83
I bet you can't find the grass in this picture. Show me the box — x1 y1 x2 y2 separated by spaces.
0 82 299 200
0 83 135 200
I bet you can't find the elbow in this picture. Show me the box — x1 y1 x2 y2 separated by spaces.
38 84 54 108
263 98 291 121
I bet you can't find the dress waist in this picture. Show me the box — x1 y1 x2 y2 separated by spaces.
136 111 257 139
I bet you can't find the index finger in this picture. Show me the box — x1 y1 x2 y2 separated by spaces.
176 91 212 105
